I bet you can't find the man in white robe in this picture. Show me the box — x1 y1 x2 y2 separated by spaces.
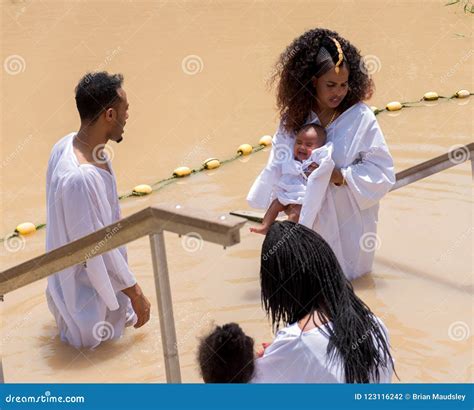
247 102 395 280
46 72 151 349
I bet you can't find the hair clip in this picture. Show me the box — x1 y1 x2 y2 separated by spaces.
331 38 344 74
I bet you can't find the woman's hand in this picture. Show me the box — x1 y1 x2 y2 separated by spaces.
330 168 345 186
304 162 319 177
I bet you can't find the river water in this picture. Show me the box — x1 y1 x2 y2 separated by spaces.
1 0 472 382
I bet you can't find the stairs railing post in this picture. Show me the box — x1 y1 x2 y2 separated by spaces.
149 231 181 383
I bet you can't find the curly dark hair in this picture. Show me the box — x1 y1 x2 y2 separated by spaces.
75 71 124 122
197 323 255 383
271 28 374 132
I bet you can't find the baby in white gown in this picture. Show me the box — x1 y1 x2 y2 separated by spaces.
250 123 327 234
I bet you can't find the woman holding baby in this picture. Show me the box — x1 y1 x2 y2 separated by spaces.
197 28 396 385
248 28 395 280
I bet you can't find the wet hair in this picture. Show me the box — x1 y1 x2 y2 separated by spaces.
197 323 255 383
296 123 327 144
75 71 124 122
271 28 374 132
260 221 395 383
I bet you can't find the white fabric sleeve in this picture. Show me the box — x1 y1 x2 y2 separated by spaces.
247 121 290 209
340 113 395 210
299 143 335 227
61 169 137 311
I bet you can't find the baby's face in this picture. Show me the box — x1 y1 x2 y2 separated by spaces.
294 128 326 161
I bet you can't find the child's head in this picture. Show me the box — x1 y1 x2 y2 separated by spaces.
294 123 327 161
198 323 255 383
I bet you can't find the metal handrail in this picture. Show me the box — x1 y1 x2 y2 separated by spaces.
390 142 473 191
1 143 472 383
231 143 474 223
0 204 247 383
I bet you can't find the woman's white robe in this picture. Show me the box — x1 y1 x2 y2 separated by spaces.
274 144 335 206
247 103 395 280
252 317 393 383
45 133 137 349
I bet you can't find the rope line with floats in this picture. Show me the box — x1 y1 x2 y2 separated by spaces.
2 88 471 246
371 89 472 114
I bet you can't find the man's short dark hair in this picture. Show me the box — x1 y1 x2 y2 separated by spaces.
198 323 255 383
75 72 124 122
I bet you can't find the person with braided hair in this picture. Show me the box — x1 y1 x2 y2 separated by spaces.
248 28 395 280
253 221 395 383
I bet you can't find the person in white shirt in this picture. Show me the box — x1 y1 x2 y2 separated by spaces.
45 72 151 349
253 221 396 383
247 29 395 280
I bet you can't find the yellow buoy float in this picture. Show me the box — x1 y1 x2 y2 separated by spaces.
132 184 152 196
15 222 36 236
203 158 220 170
173 166 192 177
237 144 253 156
455 89 470 98
423 91 439 101
386 101 403 112
259 135 273 147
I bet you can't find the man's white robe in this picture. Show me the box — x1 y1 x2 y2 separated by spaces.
247 103 395 280
45 133 137 349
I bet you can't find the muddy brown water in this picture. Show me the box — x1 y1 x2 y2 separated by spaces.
1 0 472 382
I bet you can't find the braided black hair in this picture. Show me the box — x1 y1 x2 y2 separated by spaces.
260 221 395 383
